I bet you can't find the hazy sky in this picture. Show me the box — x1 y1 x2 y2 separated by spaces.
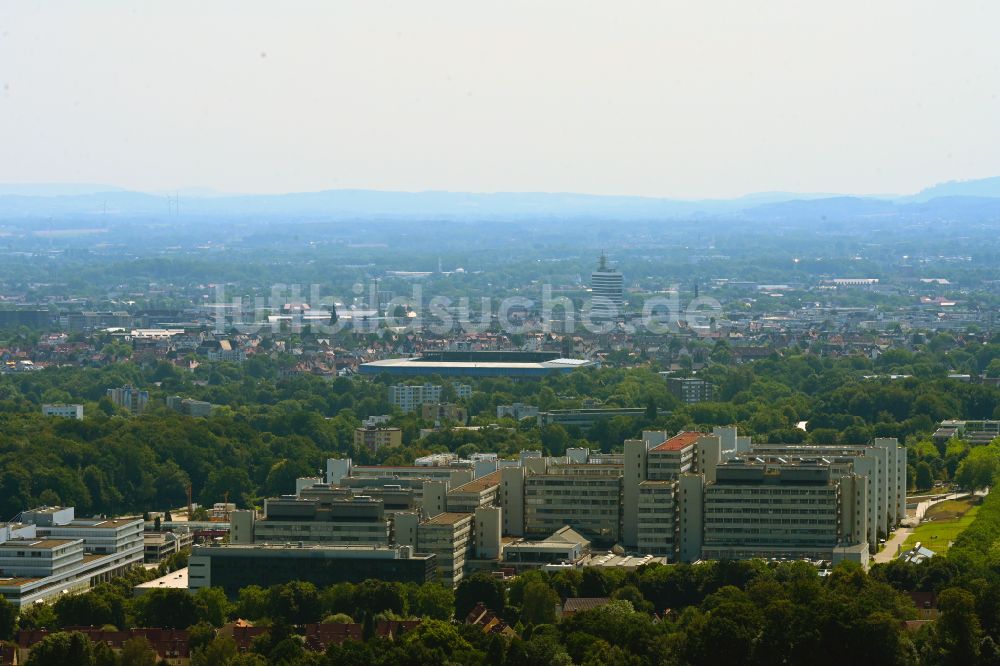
2 1 999 198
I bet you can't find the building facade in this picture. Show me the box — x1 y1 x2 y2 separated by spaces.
353 426 403 453
590 253 625 321
106 385 149 414
189 543 436 594
666 377 715 404
41 403 84 420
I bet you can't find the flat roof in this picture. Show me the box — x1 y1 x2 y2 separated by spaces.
422 512 473 526
650 431 702 452
0 538 80 550
23 506 66 514
59 518 142 529
0 576 41 588
135 568 189 591
449 471 502 494
418 351 563 362
359 356 594 377
362 357 592 370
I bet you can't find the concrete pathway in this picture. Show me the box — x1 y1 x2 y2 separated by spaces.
874 490 988 564
874 527 913 564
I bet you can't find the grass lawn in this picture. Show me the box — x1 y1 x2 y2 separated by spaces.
901 499 980 554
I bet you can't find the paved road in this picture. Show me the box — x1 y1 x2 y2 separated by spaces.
873 490 987 564
874 527 912 564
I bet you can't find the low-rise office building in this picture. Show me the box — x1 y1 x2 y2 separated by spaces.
143 529 194 564
933 420 1000 446
41 403 84 420
388 383 472 413
326 458 473 489
536 407 647 429
0 507 144 608
24 508 144 561
503 526 591 570
188 543 437 594
231 495 391 547
497 403 539 421
166 396 213 417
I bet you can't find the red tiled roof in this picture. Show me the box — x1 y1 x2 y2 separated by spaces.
304 623 363 651
20 628 190 658
375 619 421 639
650 431 702 452
232 626 269 651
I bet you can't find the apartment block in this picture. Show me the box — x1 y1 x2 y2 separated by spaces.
497 403 539 421
421 402 468 424
666 377 715 404
106 385 149 414
353 426 403 453
389 383 472 413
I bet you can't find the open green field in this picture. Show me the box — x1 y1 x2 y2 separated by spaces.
902 499 981 554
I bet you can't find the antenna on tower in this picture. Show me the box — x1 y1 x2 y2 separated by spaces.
598 251 608 271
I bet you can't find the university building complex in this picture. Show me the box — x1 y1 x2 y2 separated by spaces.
189 428 906 591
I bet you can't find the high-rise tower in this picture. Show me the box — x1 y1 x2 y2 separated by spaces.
590 252 624 321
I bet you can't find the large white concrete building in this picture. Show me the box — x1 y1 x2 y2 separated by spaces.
305 431 903 584
699 459 870 566
0 507 143 608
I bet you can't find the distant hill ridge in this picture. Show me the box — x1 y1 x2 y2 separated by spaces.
0 177 998 220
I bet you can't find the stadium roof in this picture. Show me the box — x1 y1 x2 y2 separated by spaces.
359 353 594 377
